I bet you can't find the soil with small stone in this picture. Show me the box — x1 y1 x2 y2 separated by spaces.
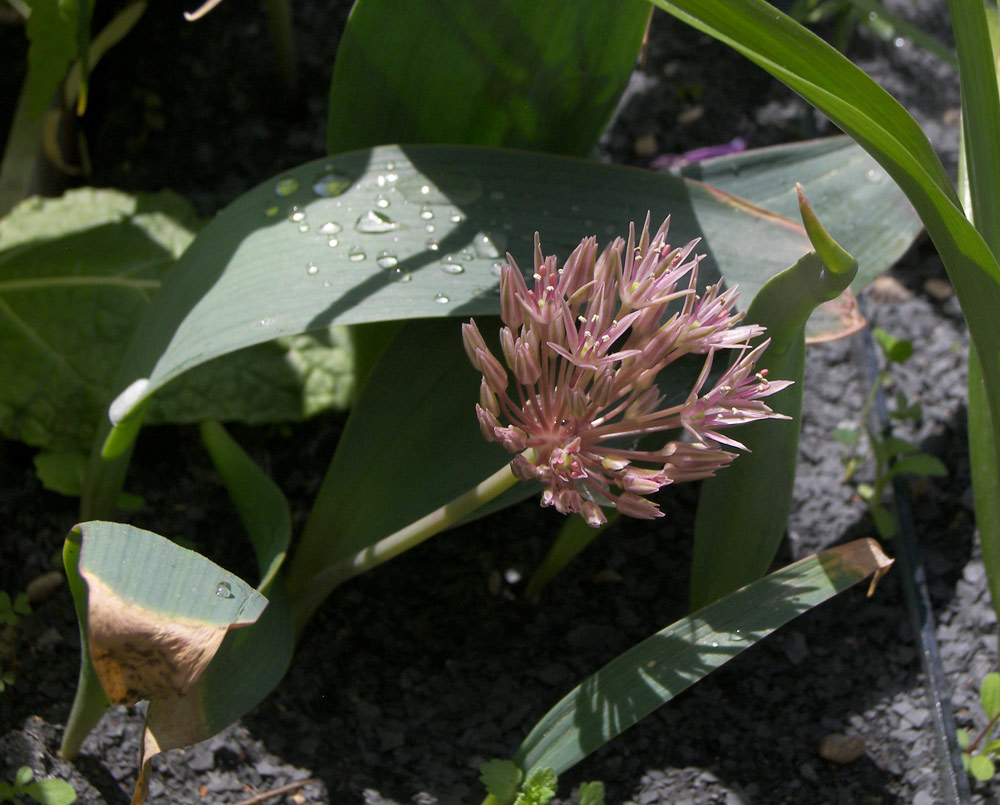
1 1 996 803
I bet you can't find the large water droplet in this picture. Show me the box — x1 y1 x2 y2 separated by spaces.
319 221 342 235
420 205 434 220
215 582 234 599
473 232 504 259
306 263 319 275
355 210 401 234
274 177 299 197
440 261 464 275
434 293 450 304
348 246 367 262
289 208 306 223
425 223 436 233
312 170 351 197
449 210 463 223
376 250 399 269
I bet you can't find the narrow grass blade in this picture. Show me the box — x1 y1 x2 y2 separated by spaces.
512 539 892 777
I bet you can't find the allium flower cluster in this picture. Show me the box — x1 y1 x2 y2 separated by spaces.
462 215 792 527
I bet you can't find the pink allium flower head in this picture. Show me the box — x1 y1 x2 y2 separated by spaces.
462 214 792 526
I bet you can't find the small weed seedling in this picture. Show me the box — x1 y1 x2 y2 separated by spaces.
959 672 1000 781
0 767 75 805
0 591 31 693
479 760 604 805
835 327 947 538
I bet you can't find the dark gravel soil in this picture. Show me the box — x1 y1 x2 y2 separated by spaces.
2 1 995 803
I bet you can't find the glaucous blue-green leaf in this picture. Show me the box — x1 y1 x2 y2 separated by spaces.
93 143 821 459
676 136 921 293
327 0 650 155
690 189 858 608
0 189 354 456
512 539 892 777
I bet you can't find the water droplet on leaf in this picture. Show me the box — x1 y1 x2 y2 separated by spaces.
391 267 412 282
319 221 342 235
348 246 367 262
306 263 319 275
274 177 299 197
355 210 400 234
312 170 351 197
434 293 450 304
376 250 399 269
440 262 464 274
215 582 234 599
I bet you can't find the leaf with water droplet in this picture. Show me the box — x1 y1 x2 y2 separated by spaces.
274 177 299 197
348 246 367 262
355 210 400 234
312 171 351 197
376 251 399 269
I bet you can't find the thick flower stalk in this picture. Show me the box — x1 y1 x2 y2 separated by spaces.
462 215 792 527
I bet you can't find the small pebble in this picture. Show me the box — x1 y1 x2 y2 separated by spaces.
923 277 954 300
26 571 63 603
633 134 659 158
592 569 624 584
818 733 866 764
678 105 704 125
869 275 912 303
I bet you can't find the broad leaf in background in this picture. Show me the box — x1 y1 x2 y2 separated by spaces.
327 0 650 155
676 136 920 294
512 539 892 778
0 189 355 472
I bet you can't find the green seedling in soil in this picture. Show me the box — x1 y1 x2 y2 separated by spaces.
834 327 947 539
0 767 76 805
958 672 1000 781
0 591 32 693
479 758 606 805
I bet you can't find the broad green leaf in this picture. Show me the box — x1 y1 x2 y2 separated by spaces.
24 0 88 118
677 136 922 294
648 0 1000 519
327 0 650 155
512 539 892 777
981 672 1000 721
883 453 948 484
84 137 915 518
0 189 354 457
690 190 857 608
480 759 522 803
